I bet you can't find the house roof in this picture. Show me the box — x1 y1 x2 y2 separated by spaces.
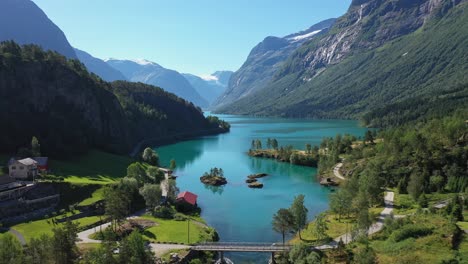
177 191 198 205
17 158 38 166
33 157 48 166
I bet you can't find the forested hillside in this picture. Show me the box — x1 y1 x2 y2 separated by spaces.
0 42 226 158
216 0 468 126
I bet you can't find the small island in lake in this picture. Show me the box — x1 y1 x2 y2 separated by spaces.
200 167 227 186
246 173 268 188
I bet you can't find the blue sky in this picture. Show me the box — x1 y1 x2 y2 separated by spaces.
32 0 351 76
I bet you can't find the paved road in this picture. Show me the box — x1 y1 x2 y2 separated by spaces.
333 163 345 180
317 191 394 249
1 228 26 245
76 210 145 244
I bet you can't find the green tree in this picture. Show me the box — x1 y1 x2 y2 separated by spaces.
31 136 41 157
169 159 177 171
330 189 352 221
306 144 312 154
313 213 328 241
118 231 154 264
407 171 426 200
272 208 295 245
52 220 79 264
127 163 148 186
25 234 53 264
146 166 164 184
104 186 130 232
364 130 375 145
267 138 272 149
83 242 116 264
142 147 159 166
139 184 162 211
272 139 279 150
0 234 24 264
353 247 377 264
290 195 308 240
255 139 262 150
289 243 321 264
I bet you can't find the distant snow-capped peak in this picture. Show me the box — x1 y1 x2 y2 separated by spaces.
104 58 159 66
130 59 158 66
288 29 322 42
200 75 219 81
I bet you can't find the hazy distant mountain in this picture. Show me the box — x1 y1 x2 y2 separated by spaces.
0 0 77 58
106 59 208 107
213 19 336 108
182 71 233 106
74 48 127 82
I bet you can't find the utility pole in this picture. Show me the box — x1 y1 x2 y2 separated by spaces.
187 218 190 244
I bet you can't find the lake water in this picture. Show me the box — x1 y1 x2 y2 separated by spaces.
157 114 366 263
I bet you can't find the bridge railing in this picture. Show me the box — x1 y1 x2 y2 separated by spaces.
192 242 292 251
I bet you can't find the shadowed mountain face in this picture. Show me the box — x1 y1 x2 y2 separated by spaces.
215 0 468 122
0 42 220 157
212 18 336 109
106 59 208 107
0 0 77 59
182 71 233 107
74 49 127 82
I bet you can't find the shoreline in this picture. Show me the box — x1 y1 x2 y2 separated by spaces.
130 127 229 157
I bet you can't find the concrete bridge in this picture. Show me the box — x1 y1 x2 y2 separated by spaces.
191 242 293 264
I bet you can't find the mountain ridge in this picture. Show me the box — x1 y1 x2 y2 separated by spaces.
106 59 209 107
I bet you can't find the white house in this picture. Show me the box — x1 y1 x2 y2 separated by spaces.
8 158 38 180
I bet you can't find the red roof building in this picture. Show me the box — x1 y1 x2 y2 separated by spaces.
177 191 198 206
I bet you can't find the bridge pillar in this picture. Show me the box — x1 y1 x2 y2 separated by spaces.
218 251 225 264
271 252 276 264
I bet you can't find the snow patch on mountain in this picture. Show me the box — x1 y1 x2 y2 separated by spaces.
288 29 322 42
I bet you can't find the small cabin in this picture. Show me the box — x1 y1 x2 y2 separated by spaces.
177 191 198 206
8 158 38 180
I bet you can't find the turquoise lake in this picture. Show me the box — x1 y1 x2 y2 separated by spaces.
157 114 366 263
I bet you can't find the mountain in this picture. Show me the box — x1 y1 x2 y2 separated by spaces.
74 48 127 82
182 71 233 106
0 42 226 157
106 59 208 107
213 19 336 108
0 0 77 59
215 0 468 125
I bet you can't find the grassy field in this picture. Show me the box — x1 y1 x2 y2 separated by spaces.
139 215 209 244
12 213 103 242
293 207 383 243
393 191 457 214
370 214 459 263
79 187 105 206
47 150 135 184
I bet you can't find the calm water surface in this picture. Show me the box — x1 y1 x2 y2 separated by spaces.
157 114 366 263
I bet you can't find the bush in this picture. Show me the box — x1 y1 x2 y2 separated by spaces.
390 225 433 242
173 213 187 221
153 206 175 219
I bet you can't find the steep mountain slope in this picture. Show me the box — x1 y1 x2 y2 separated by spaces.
216 0 468 122
0 42 225 157
0 0 77 58
74 48 127 82
106 59 208 107
213 19 336 108
182 71 233 106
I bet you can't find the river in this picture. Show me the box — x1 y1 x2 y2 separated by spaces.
157 114 366 263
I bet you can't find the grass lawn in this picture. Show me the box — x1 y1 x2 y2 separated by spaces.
12 213 103 242
79 187 105 206
139 215 208 244
47 150 135 184
457 221 468 231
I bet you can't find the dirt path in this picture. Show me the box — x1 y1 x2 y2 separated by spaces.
333 163 345 180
